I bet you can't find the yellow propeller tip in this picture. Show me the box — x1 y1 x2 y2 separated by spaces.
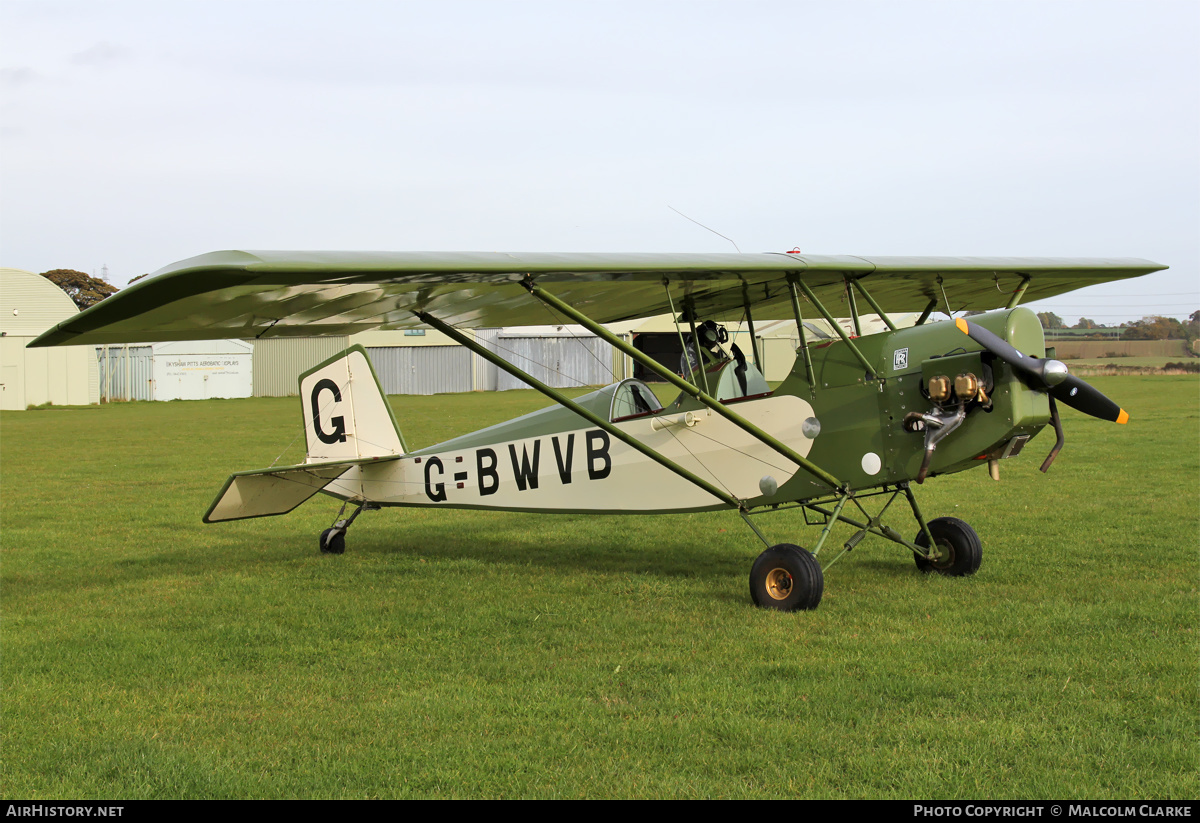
1117 409 1129 425
955 318 969 334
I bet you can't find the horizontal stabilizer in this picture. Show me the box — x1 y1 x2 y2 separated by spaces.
203 456 400 523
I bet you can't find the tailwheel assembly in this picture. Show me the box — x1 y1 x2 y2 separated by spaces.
319 527 346 554
318 500 380 555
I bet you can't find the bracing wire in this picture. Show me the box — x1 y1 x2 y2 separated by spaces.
476 330 601 391
655 421 737 499
533 297 618 385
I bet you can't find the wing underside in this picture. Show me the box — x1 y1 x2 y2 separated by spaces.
30 250 1166 347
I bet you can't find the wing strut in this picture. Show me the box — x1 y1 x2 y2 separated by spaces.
786 277 817 391
682 296 713 397
1007 274 1033 309
413 310 745 510
524 282 843 491
788 275 877 379
844 277 863 337
848 277 898 331
740 281 762 371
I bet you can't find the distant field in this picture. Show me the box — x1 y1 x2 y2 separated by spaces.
1050 340 1192 361
2 376 1196 799
1061 356 1186 368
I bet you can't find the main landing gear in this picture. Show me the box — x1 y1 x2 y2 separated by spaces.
319 500 379 554
749 544 824 611
913 516 982 576
742 482 982 611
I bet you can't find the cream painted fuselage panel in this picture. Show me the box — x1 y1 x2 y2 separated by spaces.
323 395 814 513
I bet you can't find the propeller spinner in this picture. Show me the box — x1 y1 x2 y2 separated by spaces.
953 318 1129 424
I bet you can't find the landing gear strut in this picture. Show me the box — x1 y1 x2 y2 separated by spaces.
740 482 982 609
319 500 379 554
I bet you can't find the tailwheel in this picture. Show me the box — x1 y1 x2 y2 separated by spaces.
317 500 379 555
914 517 981 576
319 527 346 555
749 544 824 611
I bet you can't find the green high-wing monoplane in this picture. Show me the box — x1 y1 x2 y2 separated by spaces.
30 250 1166 610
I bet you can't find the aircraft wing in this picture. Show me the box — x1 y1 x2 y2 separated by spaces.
29 250 1166 347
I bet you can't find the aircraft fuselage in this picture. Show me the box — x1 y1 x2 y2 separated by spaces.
317 308 1050 513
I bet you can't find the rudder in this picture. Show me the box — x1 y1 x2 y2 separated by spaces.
300 345 406 462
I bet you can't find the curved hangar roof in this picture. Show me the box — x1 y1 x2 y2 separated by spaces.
1 268 82 336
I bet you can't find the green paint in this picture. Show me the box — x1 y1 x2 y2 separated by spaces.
795 278 877 378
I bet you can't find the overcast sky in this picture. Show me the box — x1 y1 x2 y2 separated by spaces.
1 0 1196 325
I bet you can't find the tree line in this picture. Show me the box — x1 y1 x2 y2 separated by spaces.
1036 311 1200 341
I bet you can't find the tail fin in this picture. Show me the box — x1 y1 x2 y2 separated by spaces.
204 346 403 523
300 345 406 462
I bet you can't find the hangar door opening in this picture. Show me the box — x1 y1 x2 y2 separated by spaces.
631 333 685 383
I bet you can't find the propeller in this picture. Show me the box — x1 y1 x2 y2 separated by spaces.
953 318 1129 424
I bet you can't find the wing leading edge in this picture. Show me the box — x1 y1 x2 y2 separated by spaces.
29 250 1165 347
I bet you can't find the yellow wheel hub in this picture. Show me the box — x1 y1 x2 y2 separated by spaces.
764 567 794 600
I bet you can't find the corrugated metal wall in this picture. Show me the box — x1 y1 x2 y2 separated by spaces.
253 337 349 396
473 329 500 392
366 346 472 395
96 345 155 401
491 335 618 391
251 331 627 397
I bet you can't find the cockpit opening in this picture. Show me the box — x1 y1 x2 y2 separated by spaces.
610 379 665 422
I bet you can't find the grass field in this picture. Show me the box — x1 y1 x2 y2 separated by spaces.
2 376 1196 799
1063 357 1184 368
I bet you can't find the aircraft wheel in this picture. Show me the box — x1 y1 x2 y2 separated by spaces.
914 517 981 576
319 528 346 555
749 544 823 611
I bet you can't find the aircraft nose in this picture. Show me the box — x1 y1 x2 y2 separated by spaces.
955 318 1128 424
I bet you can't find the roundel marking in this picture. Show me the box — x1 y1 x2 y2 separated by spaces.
861 452 882 475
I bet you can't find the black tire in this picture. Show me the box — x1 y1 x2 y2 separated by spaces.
914 517 981 576
319 528 346 555
749 544 824 611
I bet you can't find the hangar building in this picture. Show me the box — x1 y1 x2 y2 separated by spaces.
0 268 99 410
